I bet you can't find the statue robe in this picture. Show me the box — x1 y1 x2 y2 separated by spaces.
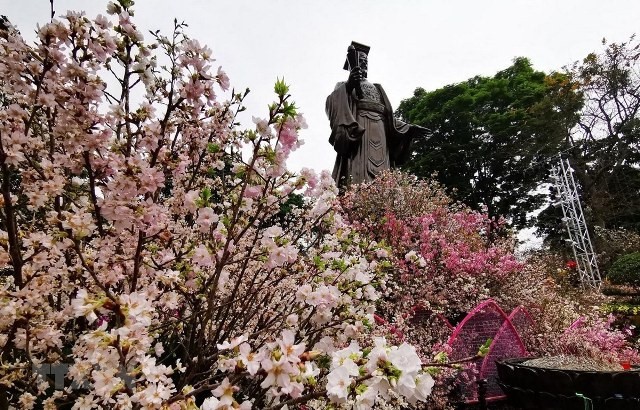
326 81 414 188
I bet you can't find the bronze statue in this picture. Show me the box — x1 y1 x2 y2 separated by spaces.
326 41 428 188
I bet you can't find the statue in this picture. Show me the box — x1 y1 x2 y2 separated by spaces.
326 41 429 189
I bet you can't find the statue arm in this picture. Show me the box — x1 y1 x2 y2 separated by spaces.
374 84 429 166
326 83 364 155
389 121 432 166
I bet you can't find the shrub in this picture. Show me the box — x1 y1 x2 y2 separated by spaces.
594 227 640 272
608 252 640 286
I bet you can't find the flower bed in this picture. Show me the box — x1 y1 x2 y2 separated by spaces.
497 357 640 409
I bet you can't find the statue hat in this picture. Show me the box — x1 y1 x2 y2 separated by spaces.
343 41 370 70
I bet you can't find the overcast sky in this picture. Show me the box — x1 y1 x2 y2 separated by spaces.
5 1 640 175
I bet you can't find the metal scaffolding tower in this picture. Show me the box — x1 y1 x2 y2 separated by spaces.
551 155 601 288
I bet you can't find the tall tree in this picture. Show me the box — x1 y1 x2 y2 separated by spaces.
565 36 640 232
397 58 581 230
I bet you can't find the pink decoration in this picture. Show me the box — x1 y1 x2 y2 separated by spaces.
507 306 535 348
447 300 534 403
478 307 529 399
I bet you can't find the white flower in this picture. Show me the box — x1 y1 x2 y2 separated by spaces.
331 341 361 375
326 365 352 403
18 392 36 410
238 343 262 375
260 355 297 389
277 329 305 362
175 359 186 373
71 289 99 323
301 361 320 379
201 396 220 410
395 372 417 398
407 373 435 404
364 337 388 374
264 226 283 238
404 250 418 261
217 335 247 351
253 116 272 137
285 313 298 327
239 400 252 409
212 377 237 407
154 342 165 356
92 368 121 398
106 2 119 14
355 381 380 410
388 343 422 375
313 336 336 354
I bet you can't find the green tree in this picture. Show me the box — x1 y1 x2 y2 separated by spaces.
565 36 640 232
536 36 640 254
397 58 581 230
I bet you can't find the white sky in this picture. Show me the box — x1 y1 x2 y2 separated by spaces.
5 0 640 175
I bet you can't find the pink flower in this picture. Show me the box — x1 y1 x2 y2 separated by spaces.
192 244 214 268
139 167 165 194
217 66 230 91
300 167 318 190
184 190 199 213
243 185 262 199
196 207 219 233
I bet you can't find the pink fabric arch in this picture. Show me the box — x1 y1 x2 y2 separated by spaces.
447 299 511 401
478 308 529 399
507 305 535 353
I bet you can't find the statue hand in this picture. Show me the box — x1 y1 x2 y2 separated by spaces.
412 125 432 139
347 67 363 92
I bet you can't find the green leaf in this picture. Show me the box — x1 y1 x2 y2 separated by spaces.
282 101 297 117
274 77 289 97
199 187 212 203
478 338 492 357
207 143 220 154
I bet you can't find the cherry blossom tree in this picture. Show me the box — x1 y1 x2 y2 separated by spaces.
0 2 434 408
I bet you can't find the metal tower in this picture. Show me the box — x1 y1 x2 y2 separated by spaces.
551 155 601 288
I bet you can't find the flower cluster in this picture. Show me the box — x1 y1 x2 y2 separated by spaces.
212 333 435 409
340 171 522 408
325 338 434 407
556 315 640 365
341 171 521 340
0 2 433 408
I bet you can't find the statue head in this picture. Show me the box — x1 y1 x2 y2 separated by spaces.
344 41 370 78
